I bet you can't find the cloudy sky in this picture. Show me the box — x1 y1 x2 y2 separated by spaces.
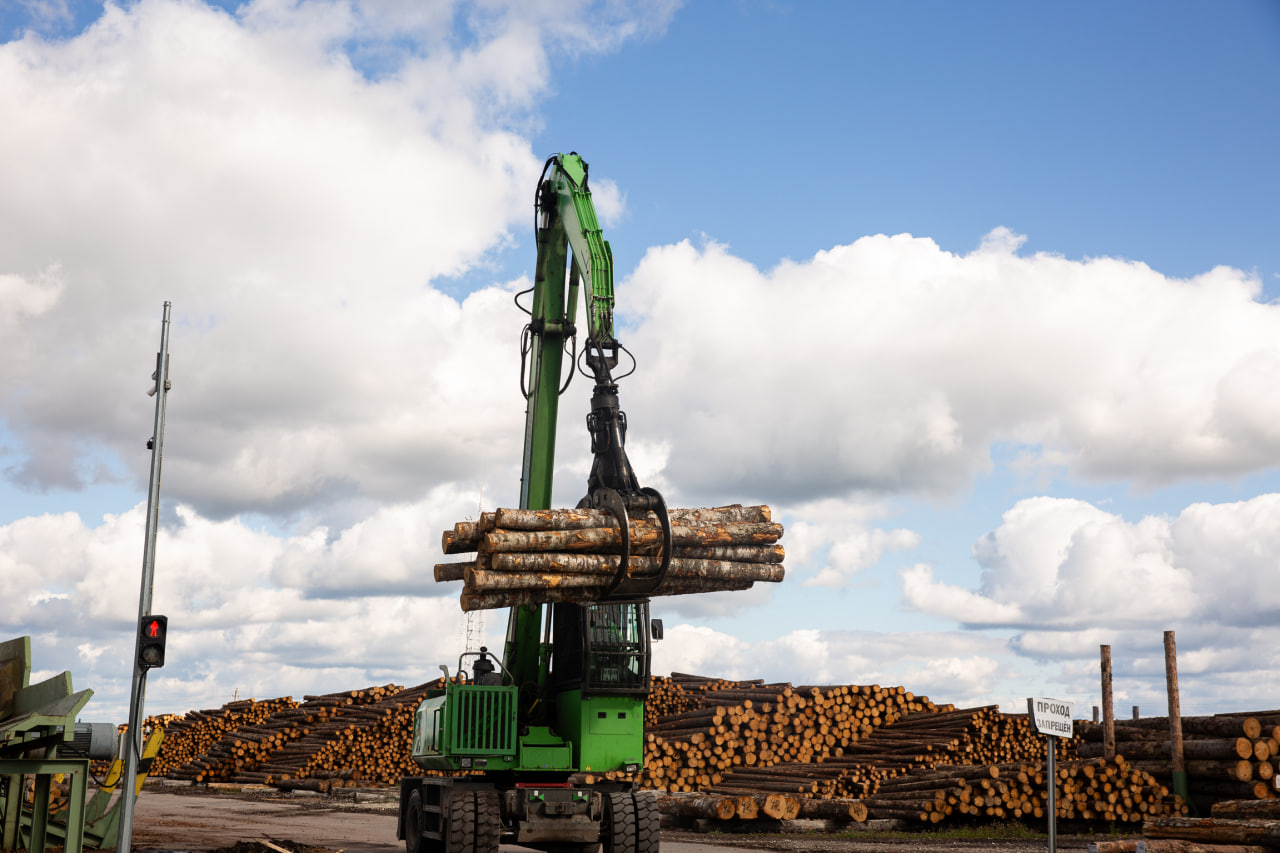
3 0 1279 725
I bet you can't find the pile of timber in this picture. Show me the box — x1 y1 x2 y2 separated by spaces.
269 683 439 788
144 672 1231 832
863 757 1183 824
157 684 432 787
1078 712 1280 805
624 676 1189 828
1090 799 1280 852
435 505 784 611
656 790 868 827
706 705 1050 802
151 697 301 778
637 678 951 794
645 673 707 726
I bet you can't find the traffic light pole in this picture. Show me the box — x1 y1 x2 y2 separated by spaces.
117 302 172 853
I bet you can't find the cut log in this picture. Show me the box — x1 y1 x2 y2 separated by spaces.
1090 843 1267 853
1211 799 1280 819
491 505 772 531
466 559 783 590
1144 816 1280 845
656 794 737 820
489 549 784 572
479 522 783 555
797 798 869 822
434 562 469 582
1079 739 1255 762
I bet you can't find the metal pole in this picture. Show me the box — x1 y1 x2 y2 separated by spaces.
1044 732 1054 845
117 302 172 853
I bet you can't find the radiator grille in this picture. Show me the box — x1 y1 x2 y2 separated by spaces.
447 685 516 755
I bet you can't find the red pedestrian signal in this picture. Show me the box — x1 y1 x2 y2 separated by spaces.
137 614 168 669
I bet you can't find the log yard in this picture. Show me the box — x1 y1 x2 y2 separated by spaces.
3 5 1278 853
10 151 1280 853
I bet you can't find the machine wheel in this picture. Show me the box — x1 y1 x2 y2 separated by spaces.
405 789 425 853
444 789 476 853
602 791 636 853
633 791 659 853
474 790 501 853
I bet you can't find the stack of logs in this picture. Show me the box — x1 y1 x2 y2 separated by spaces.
860 757 1182 824
160 684 431 788
151 697 301 778
1078 713 1280 806
1093 799 1280 852
435 505 784 611
616 675 1188 827
154 674 1280 831
638 675 953 795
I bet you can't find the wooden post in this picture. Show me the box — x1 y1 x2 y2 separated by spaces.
1164 630 1189 804
1101 644 1115 761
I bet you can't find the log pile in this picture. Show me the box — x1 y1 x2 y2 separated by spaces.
266 683 440 788
588 676 961 812
1078 712 1280 805
1140 798 1280 850
1087 795 1280 852
435 505 784 611
864 757 1184 824
151 697 301 778
628 676 1190 828
144 672 1225 833
654 790 868 827
156 684 439 787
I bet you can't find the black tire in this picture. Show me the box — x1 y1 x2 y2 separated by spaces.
444 789 476 853
603 791 636 853
405 789 425 853
633 791 659 853
474 789 501 853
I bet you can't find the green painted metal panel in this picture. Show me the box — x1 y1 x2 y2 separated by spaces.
555 690 644 773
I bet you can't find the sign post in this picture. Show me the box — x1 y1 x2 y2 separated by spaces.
1027 697 1073 853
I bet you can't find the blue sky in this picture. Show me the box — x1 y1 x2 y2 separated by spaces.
529 2 1280 285
2 0 1279 724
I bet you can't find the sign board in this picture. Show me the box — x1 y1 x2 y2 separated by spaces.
1027 697 1074 738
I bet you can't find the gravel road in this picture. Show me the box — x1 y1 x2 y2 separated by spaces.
127 785 1135 853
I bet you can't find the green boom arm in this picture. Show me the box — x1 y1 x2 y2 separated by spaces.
505 151 669 703
505 152 613 687
544 152 616 345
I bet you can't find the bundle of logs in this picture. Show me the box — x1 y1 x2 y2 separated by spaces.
435 505 784 611
1078 713 1280 808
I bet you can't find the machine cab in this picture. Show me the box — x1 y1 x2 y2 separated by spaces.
551 599 651 697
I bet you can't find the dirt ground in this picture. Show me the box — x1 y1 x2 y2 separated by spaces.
126 782 1137 853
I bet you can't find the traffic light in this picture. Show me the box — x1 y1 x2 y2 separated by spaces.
137 615 168 669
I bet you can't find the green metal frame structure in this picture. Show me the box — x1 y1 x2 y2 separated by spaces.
400 153 659 853
1 636 93 853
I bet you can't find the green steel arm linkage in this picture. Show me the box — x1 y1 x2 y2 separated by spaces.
506 152 615 687
544 153 616 345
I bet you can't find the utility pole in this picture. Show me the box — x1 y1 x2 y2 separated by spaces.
117 302 173 853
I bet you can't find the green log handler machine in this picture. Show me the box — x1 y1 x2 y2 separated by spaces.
397 153 675 853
